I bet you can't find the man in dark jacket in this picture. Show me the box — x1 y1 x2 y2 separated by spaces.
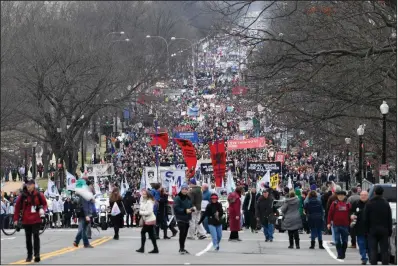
350 191 369 265
364 186 392 265
72 194 94 249
256 189 278 242
243 187 257 232
123 190 135 228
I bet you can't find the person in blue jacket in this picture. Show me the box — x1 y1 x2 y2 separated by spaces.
201 183 211 234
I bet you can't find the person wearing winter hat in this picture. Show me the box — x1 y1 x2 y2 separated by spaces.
173 184 193 254
327 189 351 259
198 193 223 251
187 178 206 240
310 184 317 191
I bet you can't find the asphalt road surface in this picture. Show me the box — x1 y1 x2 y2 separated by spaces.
1 227 366 265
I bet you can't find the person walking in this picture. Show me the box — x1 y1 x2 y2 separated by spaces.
201 183 211 234
347 187 360 249
123 190 135 228
281 191 303 249
256 188 278 242
304 190 324 249
158 188 177 239
243 187 257 233
187 178 206 240
327 189 351 259
364 186 392 265
136 189 158 254
52 195 63 228
109 187 125 240
326 185 341 245
173 184 193 254
228 187 243 242
198 193 223 251
350 191 369 265
72 192 94 249
13 180 47 262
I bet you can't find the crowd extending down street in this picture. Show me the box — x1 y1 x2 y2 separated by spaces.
1 22 396 266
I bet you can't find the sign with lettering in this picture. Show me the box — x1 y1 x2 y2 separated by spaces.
247 162 282 176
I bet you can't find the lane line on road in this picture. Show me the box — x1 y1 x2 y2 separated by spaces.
9 236 111 265
323 241 344 263
1 237 16 241
195 242 213 256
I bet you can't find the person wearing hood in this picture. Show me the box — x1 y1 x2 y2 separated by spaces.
256 188 278 242
198 193 224 251
281 191 303 249
187 178 206 240
123 190 135 228
304 190 325 249
173 184 193 254
228 186 243 241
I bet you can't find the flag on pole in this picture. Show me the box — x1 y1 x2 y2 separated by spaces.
257 170 270 192
226 170 236 194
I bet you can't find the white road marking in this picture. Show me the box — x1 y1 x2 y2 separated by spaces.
1 237 16 241
323 241 344 263
195 242 213 256
184 263 190 265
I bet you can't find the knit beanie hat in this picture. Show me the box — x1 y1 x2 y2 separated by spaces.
310 184 317 191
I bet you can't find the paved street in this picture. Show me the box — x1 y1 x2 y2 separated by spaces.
1 228 365 265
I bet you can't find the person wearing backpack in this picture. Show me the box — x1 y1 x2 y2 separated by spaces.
13 179 47 262
327 189 351 259
72 194 94 249
109 187 125 240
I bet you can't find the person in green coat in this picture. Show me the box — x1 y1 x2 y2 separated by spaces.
295 188 304 216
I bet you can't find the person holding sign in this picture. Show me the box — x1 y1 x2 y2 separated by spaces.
109 188 125 240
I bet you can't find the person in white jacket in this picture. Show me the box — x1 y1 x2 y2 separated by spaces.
136 190 158 254
52 196 64 228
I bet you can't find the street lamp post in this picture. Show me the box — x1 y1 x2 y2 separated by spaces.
146 35 170 76
380 101 389 181
171 37 196 88
357 125 365 187
23 139 30 181
344 137 351 190
32 142 38 179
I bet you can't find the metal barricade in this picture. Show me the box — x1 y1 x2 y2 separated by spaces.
361 179 374 191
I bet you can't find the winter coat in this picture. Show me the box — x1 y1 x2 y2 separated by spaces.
13 190 48 225
256 195 278 225
52 199 64 213
199 202 224 226
123 192 135 214
158 194 169 219
350 199 367 236
202 189 211 211
227 191 241 231
294 188 304 216
188 185 202 211
173 192 193 223
139 198 156 224
304 197 324 229
243 192 256 212
327 200 351 227
280 196 303 231
364 196 392 237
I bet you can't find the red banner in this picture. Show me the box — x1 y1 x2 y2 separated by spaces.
227 137 267 151
275 152 285 163
209 140 227 187
149 133 169 150
232 86 248 95
175 138 197 178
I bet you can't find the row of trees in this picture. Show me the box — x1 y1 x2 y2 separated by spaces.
0 1 214 177
207 1 397 169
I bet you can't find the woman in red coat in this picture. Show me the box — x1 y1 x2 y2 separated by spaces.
228 187 243 241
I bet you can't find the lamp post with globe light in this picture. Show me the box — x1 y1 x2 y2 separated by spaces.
357 125 365 187
380 101 389 181
345 138 351 189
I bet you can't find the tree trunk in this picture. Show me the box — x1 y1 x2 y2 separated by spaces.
42 143 50 179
